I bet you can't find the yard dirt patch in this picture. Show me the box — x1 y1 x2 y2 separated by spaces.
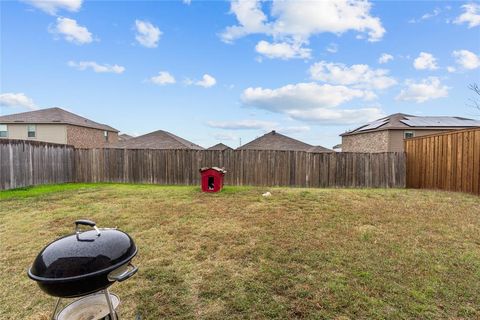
1 184 479 319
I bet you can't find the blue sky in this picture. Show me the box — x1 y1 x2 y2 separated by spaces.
1 0 479 148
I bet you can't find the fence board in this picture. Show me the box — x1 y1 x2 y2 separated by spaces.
405 128 480 195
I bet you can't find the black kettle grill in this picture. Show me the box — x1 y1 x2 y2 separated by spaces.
28 220 138 319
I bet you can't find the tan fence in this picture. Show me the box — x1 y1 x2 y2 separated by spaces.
0 139 406 190
0 139 75 190
405 128 480 195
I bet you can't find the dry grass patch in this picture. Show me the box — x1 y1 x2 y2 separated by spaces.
0 184 479 319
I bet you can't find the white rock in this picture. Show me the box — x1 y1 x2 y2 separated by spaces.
262 192 272 197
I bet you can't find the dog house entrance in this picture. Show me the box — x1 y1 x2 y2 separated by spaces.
208 176 215 190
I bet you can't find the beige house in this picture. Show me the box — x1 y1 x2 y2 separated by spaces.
0 107 118 148
341 113 480 153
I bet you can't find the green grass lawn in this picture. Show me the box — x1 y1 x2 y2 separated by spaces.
1 184 479 320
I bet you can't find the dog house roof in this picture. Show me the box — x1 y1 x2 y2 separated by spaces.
199 167 227 174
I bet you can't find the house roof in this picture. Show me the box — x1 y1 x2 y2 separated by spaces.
341 113 480 136
111 130 204 150
207 143 233 151
237 130 329 152
0 107 118 132
332 144 342 150
308 145 333 153
118 133 133 141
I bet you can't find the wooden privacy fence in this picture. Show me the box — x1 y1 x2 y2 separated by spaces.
405 128 480 195
0 139 406 190
74 149 405 188
0 139 75 190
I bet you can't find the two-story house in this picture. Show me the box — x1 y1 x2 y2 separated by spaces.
0 107 119 148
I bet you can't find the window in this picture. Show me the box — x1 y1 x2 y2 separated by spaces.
27 124 36 138
404 131 415 139
104 130 108 142
0 124 7 138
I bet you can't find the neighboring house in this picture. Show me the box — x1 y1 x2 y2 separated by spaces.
111 130 204 149
0 107 118 148
207 143 233 151
307 146 332 153
118 133 133 142
332 144 342 152
237 130 331 152
341 113 480 153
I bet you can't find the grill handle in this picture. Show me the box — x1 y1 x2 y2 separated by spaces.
75 219 101 236
108 263 138 282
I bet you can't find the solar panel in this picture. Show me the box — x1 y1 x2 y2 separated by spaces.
358 119 388 131
401 116 480 127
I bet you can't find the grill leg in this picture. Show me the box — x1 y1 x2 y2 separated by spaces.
104 289 118 320
51 297 61 320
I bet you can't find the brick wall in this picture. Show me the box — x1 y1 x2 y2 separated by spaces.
66 125 118 148
342 130 389 153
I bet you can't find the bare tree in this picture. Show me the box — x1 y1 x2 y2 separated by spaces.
468 83 480 114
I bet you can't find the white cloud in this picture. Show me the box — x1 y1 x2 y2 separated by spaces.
241 82 379 124
22 0 82 15
409 7 441 23
183 0 191 4
49 17 93 44
208 120 310 135
421 7 441 20
286 107 384 125
277 126 311 134
326 43 338 54
255 40 311 60
220 0 385 59
207 119 277 130
378 53 393 64
452 50 480 69
242 83 374 112
214 132 238 141
0 93 37 110
396 77 449 103
135 20 162 48
454 3 480 28
220 0 270 43
150 71 176 85
309 61 397 90
191 74 217 88
68 61 125 74
447 66 456 73
413 52 438 70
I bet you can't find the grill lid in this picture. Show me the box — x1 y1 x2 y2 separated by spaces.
29 220 137 281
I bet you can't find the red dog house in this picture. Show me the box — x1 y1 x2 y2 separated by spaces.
199 167 226 192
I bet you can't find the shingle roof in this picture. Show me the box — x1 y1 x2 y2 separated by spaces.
207 143 233 151
118 134 133 141
308 146 333 153
111 130 204 150
0 107 118 132
341 113 480 136
237 130 329 152
199 167 227 173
